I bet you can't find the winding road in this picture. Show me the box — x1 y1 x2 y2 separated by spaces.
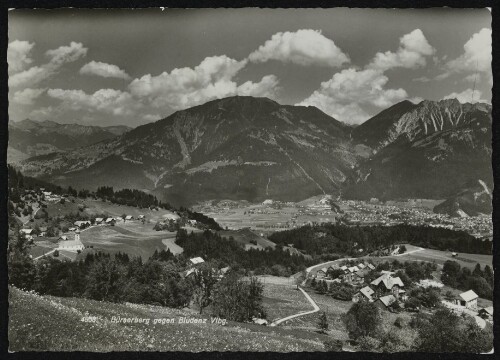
269 287 320 327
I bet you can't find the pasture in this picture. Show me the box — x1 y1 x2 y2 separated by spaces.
79 224 168 260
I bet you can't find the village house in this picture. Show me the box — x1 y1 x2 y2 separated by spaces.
74 220 91 229
454 290 478 309
352 286 375 303
376 294 397 310
59 235 68 241
190 257 205 265
124 215 133 221
39 226 48 237
366 263 376 270
20 228 34 238
478 307 493 321
105 218 116 225
138 215 145 220
371 273 405 298
94 217 104 224
316 267 328 279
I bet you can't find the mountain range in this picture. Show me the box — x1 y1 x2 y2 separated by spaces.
13 96 492 213
8 119 131 162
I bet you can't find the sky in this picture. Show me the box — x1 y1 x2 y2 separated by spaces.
8 8 492 127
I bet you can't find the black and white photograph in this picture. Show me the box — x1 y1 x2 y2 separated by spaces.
5 6 494 353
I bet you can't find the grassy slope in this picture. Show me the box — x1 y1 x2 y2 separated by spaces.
8 287 325 352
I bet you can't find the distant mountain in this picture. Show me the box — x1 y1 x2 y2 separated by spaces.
16 97 492 207
345 99 492 200
8 119 131 162
433 179 492 217
17 96 361 206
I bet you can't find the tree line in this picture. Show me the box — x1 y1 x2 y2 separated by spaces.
269 223 491 256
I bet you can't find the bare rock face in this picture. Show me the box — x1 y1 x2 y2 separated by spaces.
346 99 492 201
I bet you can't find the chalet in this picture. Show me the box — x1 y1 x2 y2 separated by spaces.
138 215 145 220
454 290 478 309
357 263 366 270
451 252 458 257
95 218 104 224
105 218 116 225
376 294 397 310
352 286 375 303
124 215 133 221
478 307 493 321
190 257 205 265
340 265 348 273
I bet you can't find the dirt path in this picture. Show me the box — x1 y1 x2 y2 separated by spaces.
269 287 320 327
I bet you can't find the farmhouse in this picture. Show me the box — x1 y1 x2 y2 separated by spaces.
105 218 116 225
39 226 47 237
340 265 348 273
190 257 205 265
357 263 366 270
95 218 104 224
124 215 133 221
138 215 145 219
454 290 478 309
352 286 375 303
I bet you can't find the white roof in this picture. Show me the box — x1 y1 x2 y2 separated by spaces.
105 218 114 222
20 229 33 234
481 307 493 315
359 286 374 299
95 218 103 221
190 257 205 265
459 290 478 302
358 263 366 269
340 265 348 270
125 215 133 219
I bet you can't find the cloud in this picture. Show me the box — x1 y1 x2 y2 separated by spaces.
9 42 88 89
47 88 142 116
7 40 35 74
446 28 491 73
28 106 59 121
11 88 46 105
248 29 350 67
129 55 279 110
367 29 435 71
442 88 487 104
297 68 408 124
80 60 131 80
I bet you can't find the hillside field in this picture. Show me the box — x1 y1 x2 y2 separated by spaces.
8 287 325 352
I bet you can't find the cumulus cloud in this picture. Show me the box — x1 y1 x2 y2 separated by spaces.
28 106 58 121
129 55 279 110
446 28 491 73
367 29 435 71
442 88 487 104
9 42 88 89
80 60 131 80
248 29 350 67
297 68 408 124
11 88 46 105
7 40 35 74
47 88 142 116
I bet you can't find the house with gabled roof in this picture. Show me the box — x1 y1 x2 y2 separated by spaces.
376 294 397 310
352 286 375 303
454 290 478 309
371 273 405 298
190 257 205 265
